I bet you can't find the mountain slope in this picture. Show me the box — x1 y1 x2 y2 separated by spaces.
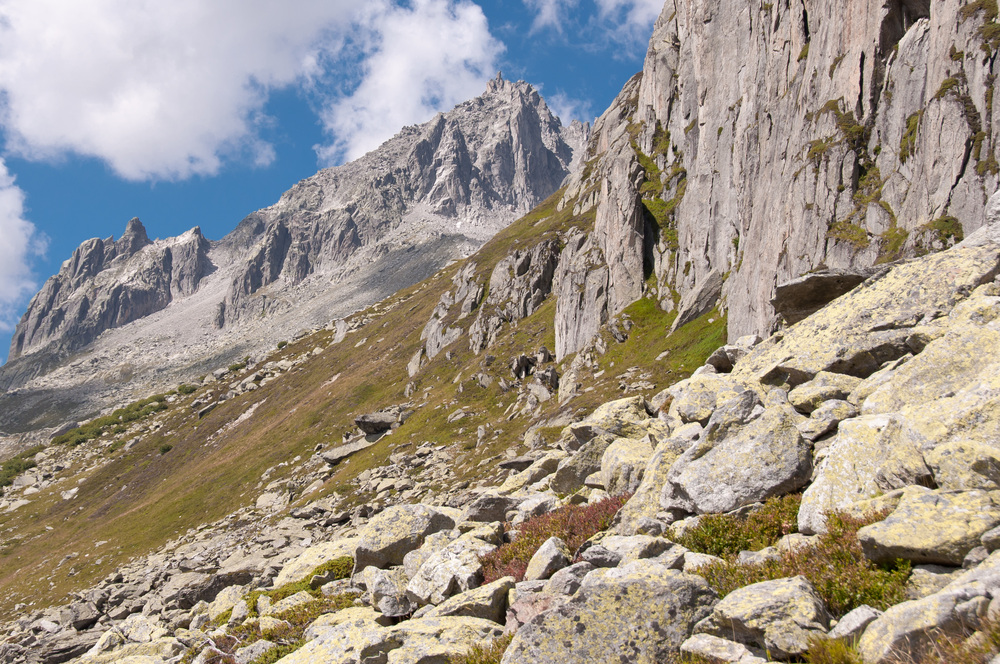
0 76 586 436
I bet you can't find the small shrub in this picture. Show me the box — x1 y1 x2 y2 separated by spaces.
692 510 910 617
450 634 513 664
805 635 864 664
177 384 198 395
675 494 801 557
481 494 629 583
277 340 288 349
159 444 173 455
0 446 45 489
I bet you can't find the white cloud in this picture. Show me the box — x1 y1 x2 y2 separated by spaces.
547 92 594 125
0 158 45 334
0 0 361 181
595 0 665 38
524 0 578 32
316 0 504 164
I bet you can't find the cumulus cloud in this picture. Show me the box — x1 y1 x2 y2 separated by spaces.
524 0 578 32
0 158 45 333
547 92 594 125
316 0 504 164
0 0 361 181
595 0 665 38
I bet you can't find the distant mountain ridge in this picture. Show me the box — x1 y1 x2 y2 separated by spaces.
0 75 587 433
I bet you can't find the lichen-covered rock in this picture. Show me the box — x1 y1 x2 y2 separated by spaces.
274 539 356 587
857 488 1000 565
680 633 767 664
858 587 990 664
600 435 654 496
787 372 862 414
501 562 717 664
799 414 933 534
524 537 571 582
796 399 858 442
926 441 1000 492
386 616 505 664
353 505 458 573
668 374 746 425
733 245 1000 387
273 617 397 664
613 425 700 534
661 402 810 517
406 536 495 606
826 605 882 643
424 576 515 623
550 436 614 495
694 576 830 661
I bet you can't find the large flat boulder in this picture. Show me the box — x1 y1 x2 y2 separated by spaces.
501 562 717 664
353 505 458 574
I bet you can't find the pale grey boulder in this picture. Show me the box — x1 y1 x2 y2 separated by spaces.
680 633 768 664
858 587 990 664
826 605 882 643
694 576 830 661
523 537 571 582
406 536 495 606
353 504 458 573
361 567 414 618
796 399 857 442
857 488 1000 566
501 562 717 664
550 435 615 495
787 371 862 414
661 402 811 517
542 562 595 596
424 576 515 623
599 435 654 496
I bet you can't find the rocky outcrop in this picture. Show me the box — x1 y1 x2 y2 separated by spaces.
553 0 1000 356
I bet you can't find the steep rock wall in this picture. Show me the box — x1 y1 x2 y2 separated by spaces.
561 0 1000 349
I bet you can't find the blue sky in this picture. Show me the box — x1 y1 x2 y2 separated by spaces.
0 0 663 363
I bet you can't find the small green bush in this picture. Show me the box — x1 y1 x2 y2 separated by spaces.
805 635 864 664
159 444 173 455
675 494 801 557
177 384 198 395
481 494 629 583
450 634 513 664
0 445 45 489
692 510 910 617
277 340 288 349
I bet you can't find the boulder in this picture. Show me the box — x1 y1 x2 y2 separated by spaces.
796 399 858 442
799 414 934 534
320 438 379 466
771 268 873 325
524 537 571 581
926 442 1000 491
600 435 654 496
424 576 515 623
406 536 495 606
857 488 1000 565
661 403 811 517
550 436 615 495
542 562 595 596
274 539 356 587
461 494 521 523
362 567 414 618
826 605 882 643
355 410 399 435
694 576 830 660
733 244 1000 387
501 562 717 664
680 633 768 664
354 505 458 573
858 586 990 664
787 371 862 414
386 616 505 664
668 374 746 425
274 617 398 664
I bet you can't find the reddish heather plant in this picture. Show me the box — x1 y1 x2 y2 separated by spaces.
480 493 630 583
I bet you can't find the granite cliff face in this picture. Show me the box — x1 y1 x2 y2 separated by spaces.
0 76 585 431
555 0 1000 351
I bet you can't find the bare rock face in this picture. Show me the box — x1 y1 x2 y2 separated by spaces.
554 0 1000 356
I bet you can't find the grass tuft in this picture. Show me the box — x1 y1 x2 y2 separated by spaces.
450 634 514 664
674 494 801 558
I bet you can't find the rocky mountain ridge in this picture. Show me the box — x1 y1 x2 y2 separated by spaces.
0 75 585 435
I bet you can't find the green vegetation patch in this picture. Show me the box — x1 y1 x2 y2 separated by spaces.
923 216 965 245
691 510 911 617
899 111 922 163
674 494 801 558
52 394 170 447
0 445 45 490
450 634 514 664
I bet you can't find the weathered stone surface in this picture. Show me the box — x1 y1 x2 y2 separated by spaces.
772 268 873 326
274 539 356 587
796 399 858 442
799 414 934 534
275 617 397 664
671 269 723 333
501 563 717 664
580 535 672 569
235 639 277 664
600 435 654 496
424 576 515 623
733 245 1000 387
680 633 767 664
354 505 458 573
826 605 882 643
461 492 522 523
613 425 700 534
305 607 393 640
321 438 379 466
550 436 614 495
668 374 746 425
499 452 567 494
524 537 571 582
542 562 594 596
406 536 495 606
787 372 862 414
858 587 990 664
926 442 1000 492
355 411 398 435
386 616 504 664
661 403 810 517
857 489 1000 565
694 576 830 660
362 567 414 618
